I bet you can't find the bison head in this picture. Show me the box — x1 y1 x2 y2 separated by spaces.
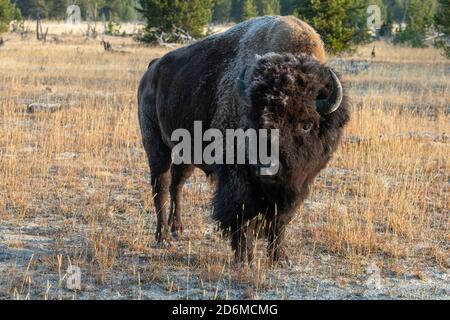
237 53 345 186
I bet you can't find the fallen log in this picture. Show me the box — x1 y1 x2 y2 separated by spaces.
26 103 62 113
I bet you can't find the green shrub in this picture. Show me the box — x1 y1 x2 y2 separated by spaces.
1 0 22 34
136 0 213 44
295 0 371 55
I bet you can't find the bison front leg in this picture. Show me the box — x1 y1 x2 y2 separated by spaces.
266 214 293 265
212 170 261 264
231 219 257 264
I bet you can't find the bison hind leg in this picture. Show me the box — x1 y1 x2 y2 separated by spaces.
168 164 194 240
142 132 172 245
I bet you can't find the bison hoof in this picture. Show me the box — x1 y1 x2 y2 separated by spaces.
233 252 254 266
269 255 292 268
153 231 171 248
171 231 181 241
275 257 293 268
268 249 291 267
151 240 171 249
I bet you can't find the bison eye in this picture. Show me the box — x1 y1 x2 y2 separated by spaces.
298 122 313 133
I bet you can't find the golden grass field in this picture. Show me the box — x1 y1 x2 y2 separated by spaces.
0 30 449 299
15 20 231 38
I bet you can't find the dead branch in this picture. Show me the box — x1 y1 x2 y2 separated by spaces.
86 23 98 39
36 13 48 43
101 39 112 51
27 103 62 113
154 26 195 48
100 39 130 54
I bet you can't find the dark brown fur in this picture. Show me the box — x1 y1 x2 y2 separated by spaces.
138 16 350 263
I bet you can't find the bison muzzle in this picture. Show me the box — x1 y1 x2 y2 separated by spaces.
138 16 350 264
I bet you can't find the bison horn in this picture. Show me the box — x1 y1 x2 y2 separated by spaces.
237 65 251 105
315 69 343 115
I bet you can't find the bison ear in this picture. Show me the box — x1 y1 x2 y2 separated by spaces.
237 65 251 106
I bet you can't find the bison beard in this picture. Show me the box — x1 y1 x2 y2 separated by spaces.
138 16 350 264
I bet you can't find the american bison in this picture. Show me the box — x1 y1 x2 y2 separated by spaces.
138 16 350 264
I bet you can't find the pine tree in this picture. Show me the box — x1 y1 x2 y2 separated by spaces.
280 0 294 15
136 0 213 43
295 0 369 54
212 0 232 23
241 0 257 20
435 0 450 33
14 0 49 18
256 0 280 16
435 0 450 57
0 0 21 33
48 0 68 20
384 0 409 24
0 0 11 33
230 0 242 22
394 0 436 48
230 0 258 22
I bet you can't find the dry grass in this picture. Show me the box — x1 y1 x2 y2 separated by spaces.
11 20 231 38
0 34 448 300
19 20 143 36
